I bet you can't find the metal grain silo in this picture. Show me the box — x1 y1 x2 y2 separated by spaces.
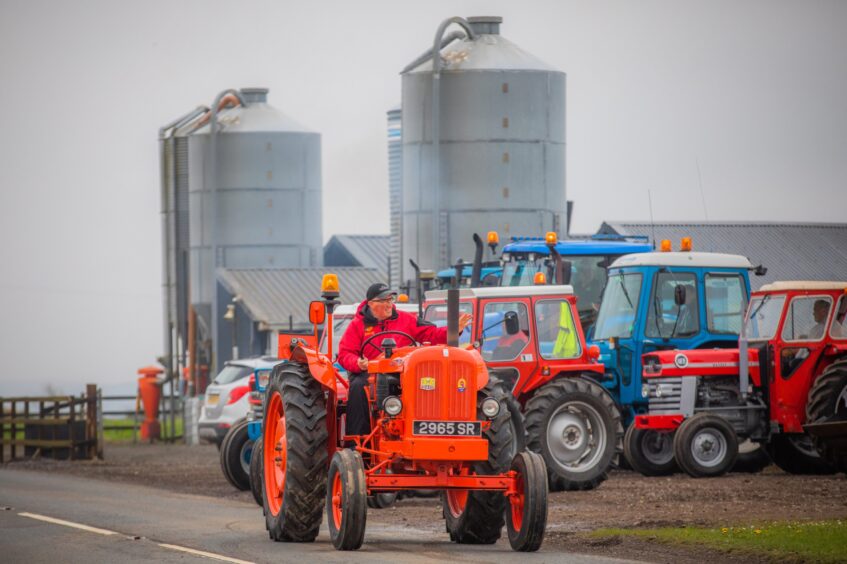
401 16 566 281
188 87 322 369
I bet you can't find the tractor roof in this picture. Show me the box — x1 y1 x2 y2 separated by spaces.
425 285 574 301
610 251 753 270
757 281 847 292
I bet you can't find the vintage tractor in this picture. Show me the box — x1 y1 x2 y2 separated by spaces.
259 275 548 551
591 241 770 475
633 281 847 477
423 282 622 491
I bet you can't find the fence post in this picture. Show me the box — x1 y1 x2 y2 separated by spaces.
11 400 16 460
86 384 97 459
0 397 5 463
96 388 104 459
69 395 76 461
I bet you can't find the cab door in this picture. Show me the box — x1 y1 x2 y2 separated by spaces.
477 297 535 395
772 293 834 432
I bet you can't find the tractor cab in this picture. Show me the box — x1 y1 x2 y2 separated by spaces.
498 233 652 332
592 241 757 424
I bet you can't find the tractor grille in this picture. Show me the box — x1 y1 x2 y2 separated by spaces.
647 377 683 414
414 359 475 421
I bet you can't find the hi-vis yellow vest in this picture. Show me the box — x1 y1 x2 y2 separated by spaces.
552 301 578 358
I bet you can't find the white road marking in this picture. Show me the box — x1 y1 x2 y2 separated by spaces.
158 543 256 564
18 512 118 536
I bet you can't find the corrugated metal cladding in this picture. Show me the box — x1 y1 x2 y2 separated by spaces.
401 16 566 283
188 88 323 309
217 267 383 329
324 235 391 273
601 222 847 289
388 107 403 288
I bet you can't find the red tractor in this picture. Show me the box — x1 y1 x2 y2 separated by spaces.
633 281 847 477
260 275 548 551
423 283 622 491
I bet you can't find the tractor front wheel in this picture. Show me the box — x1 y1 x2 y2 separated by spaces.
327 449 367 550
220 419 251 491
525 377 623 491
249 438 264 507
673 414 738 478
623 423 677 476
262 362 329 542
443 381 514 544
506 451 548 552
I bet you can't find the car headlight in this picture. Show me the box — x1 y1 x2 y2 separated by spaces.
481 397 501 418
383 396 403 416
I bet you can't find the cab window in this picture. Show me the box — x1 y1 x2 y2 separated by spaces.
535 300 582 359
705 274 747 335
423 303 473 346
831 295 847 340
645 272 699 339
782 296 833 342
480 301 530 361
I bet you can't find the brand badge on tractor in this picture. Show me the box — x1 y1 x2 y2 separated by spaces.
674 353 689 368
420 377 436 391
457 378 466 392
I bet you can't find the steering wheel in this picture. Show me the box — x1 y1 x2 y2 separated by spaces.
361 330 420 356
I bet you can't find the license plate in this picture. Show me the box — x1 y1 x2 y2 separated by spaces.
206 393 220 407
413 421 481 436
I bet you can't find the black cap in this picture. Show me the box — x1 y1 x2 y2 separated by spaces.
366 283 397 301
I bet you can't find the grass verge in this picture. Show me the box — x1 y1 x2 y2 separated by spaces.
590 520 847 563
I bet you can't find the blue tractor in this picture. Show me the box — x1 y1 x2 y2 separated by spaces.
590 239 768 475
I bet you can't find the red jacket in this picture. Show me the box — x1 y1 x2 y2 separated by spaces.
337 301 448 373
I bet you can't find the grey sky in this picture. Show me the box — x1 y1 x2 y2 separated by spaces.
1 0 845 395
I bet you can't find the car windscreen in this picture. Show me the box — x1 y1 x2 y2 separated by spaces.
213 364 253 385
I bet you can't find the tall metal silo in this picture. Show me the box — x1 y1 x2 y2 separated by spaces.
188 87 322 371
387 107 403 289
401 16 566 282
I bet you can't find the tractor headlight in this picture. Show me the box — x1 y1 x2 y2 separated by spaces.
481 397 501 419
641 383 650 398
383 396 403 416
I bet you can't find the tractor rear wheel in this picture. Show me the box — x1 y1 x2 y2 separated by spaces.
489 376 527 459
443 381 514 544
805 360 847 473
250 438 264 507
327 449 367 550
367 492 397 509
525 377 623 491
732 440 771 473
220 419 251 491
263 362 329 542
623 423 677 476
673 414 738 478
506 451 548 552
768 433 833 474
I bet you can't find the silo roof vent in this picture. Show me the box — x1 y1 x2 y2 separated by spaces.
241 87 269 104
467 16 502 35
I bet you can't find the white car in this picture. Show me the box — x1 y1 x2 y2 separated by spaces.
198 356 282 446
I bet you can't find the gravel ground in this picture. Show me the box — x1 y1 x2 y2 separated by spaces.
4 442 847 563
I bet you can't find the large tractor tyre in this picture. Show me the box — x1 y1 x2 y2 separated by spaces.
623 423 677 477
220 419 252 491
731 440 771 473
327 449 367 551
806 361 847 472
489 376 528 459
524 377 623 491
443 381 515 544
768 433 834 475
506 451 548 552
250 438 264 507
673 414 738 478
262 362 329 542
367 492 397 509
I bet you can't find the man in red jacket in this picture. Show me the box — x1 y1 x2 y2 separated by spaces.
338 282 472 436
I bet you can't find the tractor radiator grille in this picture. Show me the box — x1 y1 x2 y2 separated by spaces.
413 360 476 421
648 377 683 414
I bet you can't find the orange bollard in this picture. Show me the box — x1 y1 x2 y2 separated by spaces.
137 366 163 441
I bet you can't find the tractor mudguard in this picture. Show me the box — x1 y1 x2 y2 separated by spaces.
291 344 345 394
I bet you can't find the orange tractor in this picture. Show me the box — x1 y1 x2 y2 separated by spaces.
260 275 548 551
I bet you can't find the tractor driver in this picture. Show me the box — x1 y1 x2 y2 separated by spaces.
338 283 472 436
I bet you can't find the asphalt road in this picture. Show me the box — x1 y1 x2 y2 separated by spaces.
0 469 642 564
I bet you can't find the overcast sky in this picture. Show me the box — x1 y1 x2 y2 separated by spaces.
1 0 845 395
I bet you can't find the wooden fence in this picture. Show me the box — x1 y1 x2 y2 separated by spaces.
0 384 101 462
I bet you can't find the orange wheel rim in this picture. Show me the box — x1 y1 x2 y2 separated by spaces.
446 466 470 518
331 471 343 528
510 472 525 532
264 392 286 516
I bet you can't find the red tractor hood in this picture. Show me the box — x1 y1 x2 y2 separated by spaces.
642 348 762 386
